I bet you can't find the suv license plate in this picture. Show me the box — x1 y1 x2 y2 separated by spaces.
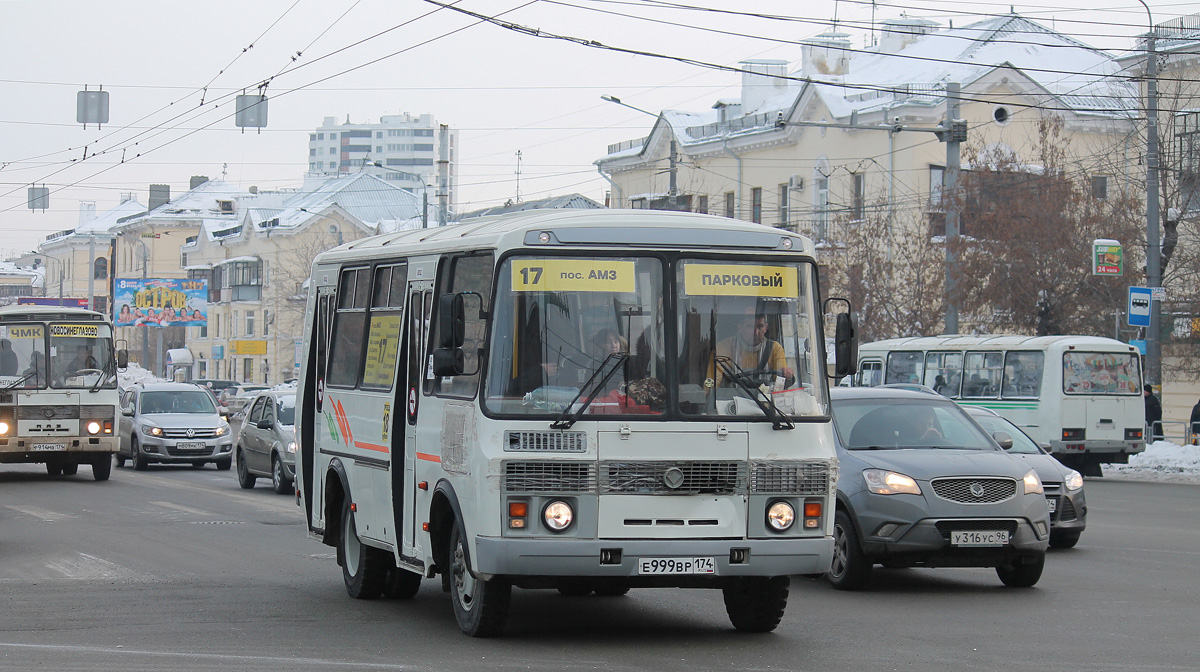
951 530 1010 547
32 443 64 451
177 441 207 450
1047 498 1057 513
638 557 716 575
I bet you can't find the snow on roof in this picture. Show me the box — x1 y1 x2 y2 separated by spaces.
75 199 147 235
243 173 420 231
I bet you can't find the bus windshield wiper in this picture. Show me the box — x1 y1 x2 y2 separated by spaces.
550 352 627 430
89 358 116 393
713 356 794 430
1 370 37 393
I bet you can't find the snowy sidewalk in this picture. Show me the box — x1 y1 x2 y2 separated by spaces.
1104 440 1200 484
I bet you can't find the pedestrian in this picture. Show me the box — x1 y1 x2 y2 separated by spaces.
1190 397 1200 446
1144 384 1163 442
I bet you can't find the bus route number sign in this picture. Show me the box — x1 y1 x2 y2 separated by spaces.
512 259 635 293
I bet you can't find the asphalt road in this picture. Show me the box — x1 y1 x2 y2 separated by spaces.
0 463 1196 672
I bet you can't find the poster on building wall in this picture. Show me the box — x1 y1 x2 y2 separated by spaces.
113 278 208 327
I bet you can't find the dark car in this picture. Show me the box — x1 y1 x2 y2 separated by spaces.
192 379 239 395
965 406 1087 549
827 387 1051 590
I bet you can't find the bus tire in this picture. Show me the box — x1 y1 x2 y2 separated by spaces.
92 456 111 481
996 553 1045 588
340 501 387 599
236 449 256 489
449 520 510 637
46 462 63 476
593 585 630 597
722 576 789 633
828 510 872 591
61 462 79 476
556 580 593 597
383 564 422 599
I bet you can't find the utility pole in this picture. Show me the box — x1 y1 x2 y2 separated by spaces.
87 236 96 312
437 124 450 226
943 82 963 335
1140 0 1163 389
668 138 679 209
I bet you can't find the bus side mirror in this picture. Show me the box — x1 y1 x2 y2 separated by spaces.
116 349 129 369
824 298 858 378
438 294 466 349
432 347 465 377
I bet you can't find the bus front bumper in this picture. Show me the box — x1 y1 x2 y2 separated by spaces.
0 436 118 463
473 536 833 579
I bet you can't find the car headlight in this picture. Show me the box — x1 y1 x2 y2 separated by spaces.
542 500 574 532
141 425 164 437
766 501 795 531
286 441 297 454
863 469 922 495
1063 469 1084 492
86 421 101 435
215 425 230 437
1023 469 1044 495
0 421 9 435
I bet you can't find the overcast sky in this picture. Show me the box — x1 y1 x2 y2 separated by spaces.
0 0 1186 256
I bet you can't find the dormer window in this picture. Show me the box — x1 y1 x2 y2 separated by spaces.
217 200 235 214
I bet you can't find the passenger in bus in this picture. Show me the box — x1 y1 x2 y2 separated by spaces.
66 344 99 373
22 352 46 387
711 309 793 387
0 339 17 376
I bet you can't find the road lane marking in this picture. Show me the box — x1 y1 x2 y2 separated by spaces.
0 642 417 669
43 553 136 580
4 505 74 522
149 501 214 516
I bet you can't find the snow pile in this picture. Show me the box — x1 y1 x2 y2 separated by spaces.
1106 440 1200 484
117 363 166 389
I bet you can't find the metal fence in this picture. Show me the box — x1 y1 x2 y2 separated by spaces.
1148 420 1200 445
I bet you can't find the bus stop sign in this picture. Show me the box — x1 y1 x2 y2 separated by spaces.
1128 287 1152 327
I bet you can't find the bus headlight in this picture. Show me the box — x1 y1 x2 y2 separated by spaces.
1023 469 1044 495
0 421 8 435
542 500 574 532
1064 469 1084 491
141 425 163 437
86 421 101 435
766 501 795 531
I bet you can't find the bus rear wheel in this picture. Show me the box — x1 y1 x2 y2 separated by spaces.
449 520 510 637
61 462 79 476
340 501 387 599
722 576 790 633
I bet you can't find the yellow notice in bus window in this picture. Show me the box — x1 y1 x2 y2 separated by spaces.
682 264 797 297
1 325 45 339
362 314 402 387
512 259 636 293
50 324 99 338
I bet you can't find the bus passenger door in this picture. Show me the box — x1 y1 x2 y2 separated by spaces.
398 284 432 558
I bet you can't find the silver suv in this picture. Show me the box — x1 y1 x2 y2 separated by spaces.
117 382 234 470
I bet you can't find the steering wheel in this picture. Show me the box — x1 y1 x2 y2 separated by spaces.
71 368 104 377
728 368 779 387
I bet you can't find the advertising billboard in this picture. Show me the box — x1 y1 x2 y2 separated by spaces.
17 297 90 308
113 278 207 327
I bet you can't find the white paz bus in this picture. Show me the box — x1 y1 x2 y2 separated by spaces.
853 335 1144 476
0 305 126 480
296 209 857 636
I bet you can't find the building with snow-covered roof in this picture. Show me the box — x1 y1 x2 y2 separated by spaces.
35 194 146 312
596 14 1137 242
177 173 420 384
0 260 42 307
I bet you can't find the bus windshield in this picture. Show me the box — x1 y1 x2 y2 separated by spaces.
1063 351 1140 395
49 323 116 389
482 255 827 420
0 324 49 389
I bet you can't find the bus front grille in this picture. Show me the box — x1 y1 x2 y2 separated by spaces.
750 461 832 495
504 430 587 453
601 461 746 495
503 461 597 493
17 406 81 420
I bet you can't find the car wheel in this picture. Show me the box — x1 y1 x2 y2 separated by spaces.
828 510 872 591
272 455 292 495
61 462 79 476
236 449 256 489
722 576 790 632
215 457 232 471
996 553 1045 588
132 437 148 471
382 564 422 599
340 500 388 599
1049 530 1081 549
92 455 112 481
45 462 63 476
449 519 511 637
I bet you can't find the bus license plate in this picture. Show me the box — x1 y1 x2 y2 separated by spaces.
31 444 64 451
951 530 1009 547
177 441 207 450
638 557 716 575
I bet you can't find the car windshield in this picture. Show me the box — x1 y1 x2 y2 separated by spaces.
275 395 296 426
832 397 996 450
971 414 1042 454
140 390 217 414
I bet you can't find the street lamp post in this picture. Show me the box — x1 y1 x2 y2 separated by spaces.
601 95 680 208
372 161 429 228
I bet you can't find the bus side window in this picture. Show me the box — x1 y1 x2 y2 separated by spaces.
426 253 494 399
885 351 923 385
1002 351 1043 398
857 359 882 387
360 264 406 391
327 267 371 388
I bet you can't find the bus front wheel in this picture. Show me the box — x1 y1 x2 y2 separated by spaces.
92 455 111 481
722 576 790 632
449 520 510 637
